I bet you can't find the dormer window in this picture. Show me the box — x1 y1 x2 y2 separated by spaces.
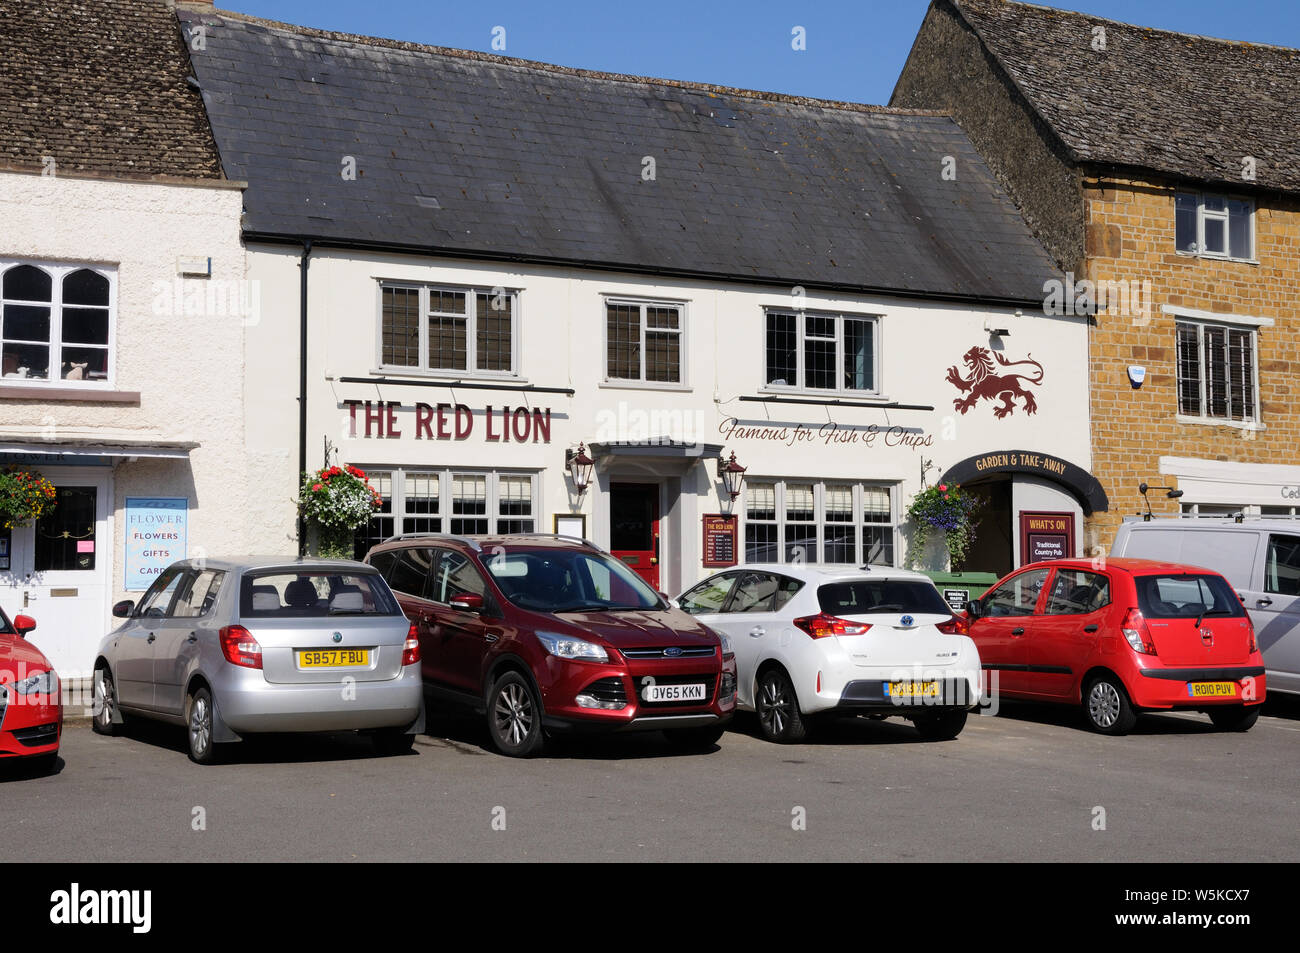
1175 192 1253 261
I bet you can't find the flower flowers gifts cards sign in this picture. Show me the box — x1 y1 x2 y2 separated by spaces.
299 464 383 558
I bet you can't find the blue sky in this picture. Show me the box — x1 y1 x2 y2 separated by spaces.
222 0 1300 105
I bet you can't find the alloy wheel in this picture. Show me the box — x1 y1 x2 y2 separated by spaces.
190 694 212 756
95 672 112 729
494 682 533 748
1088 680 1121 729
759 677 790 737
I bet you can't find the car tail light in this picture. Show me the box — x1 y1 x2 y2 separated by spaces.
219 625 263 669
1245 617 1258 654
793 613 873 639
402 623 421 666
1120 608 1156 656
937 615 968 636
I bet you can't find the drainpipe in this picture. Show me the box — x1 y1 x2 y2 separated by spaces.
297 240 312 555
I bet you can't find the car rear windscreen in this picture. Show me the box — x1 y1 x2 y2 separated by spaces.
818 579 952 616
1135 573 1245 619
240 571 400 618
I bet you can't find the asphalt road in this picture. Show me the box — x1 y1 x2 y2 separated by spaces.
4 697 1297 863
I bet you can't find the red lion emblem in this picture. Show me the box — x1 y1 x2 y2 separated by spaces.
945 346 1044 418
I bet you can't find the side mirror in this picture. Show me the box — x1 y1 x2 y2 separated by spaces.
112 600 135 618
449 592 484 613
12 614 36 636
966 598 983 620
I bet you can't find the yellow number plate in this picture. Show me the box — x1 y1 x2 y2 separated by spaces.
1188 681 1236 698
298 649 370 669
889 680 940 699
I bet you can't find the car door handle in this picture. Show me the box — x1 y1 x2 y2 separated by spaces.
147 633 156 644
1083 624 1099 633
186 632 198 643
1256 598 1273 607
1011 627 1025 637
484 632 500 643
749 626 765 637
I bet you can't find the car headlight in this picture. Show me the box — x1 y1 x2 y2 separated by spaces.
536 631 609 662
14 670 57 696
716 631 734 657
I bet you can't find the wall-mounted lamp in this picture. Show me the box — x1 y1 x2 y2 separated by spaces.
718 451 747 501
983 318 1011 337
1138 481 1183 521
566 443 595 496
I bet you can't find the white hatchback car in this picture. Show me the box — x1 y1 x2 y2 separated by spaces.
676 564 982 742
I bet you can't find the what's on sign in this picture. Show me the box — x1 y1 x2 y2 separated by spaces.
125 498 187 591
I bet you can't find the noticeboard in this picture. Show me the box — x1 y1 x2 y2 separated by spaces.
702 514 738 568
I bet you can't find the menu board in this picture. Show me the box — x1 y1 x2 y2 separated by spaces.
1019 511 1074 566
702 514 738 568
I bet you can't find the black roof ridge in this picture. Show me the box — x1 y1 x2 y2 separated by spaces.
953 0 1300 56
194 6 952 118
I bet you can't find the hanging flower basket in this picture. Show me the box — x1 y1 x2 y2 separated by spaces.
0 467 58 529
905 482 981 570
298 465 382 559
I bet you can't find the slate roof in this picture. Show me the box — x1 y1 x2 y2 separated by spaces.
947 0 1300 193
177 8 1058 305
0 0 223 179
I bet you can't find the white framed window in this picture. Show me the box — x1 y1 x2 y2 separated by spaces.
1180 502 1300 520
1 261 115 385
352 468 538 558
378 282 519 377
742 479 897 566
1175 192 1254 261
1175 318 1259 423
603 298 685 385
763 308 879 395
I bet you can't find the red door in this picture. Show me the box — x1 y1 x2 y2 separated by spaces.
609 483 660 590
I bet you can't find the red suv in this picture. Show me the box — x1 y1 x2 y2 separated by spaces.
966 558 1265 734
364 534 736 756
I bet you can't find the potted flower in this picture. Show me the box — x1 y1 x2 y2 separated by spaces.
905 482 980 570
298 464 383 558
0 467 57 529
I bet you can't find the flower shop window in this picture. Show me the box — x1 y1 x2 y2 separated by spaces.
741 480 897 567
1 261 114 384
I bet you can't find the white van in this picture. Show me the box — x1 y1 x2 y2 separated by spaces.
1112 518 1300 695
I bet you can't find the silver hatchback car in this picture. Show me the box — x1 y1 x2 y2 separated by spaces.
92 557 424 763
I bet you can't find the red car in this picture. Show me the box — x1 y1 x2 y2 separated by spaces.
1 607 62 771
365 534 736 757
966 558 1265 734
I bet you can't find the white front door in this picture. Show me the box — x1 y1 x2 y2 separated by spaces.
0 466 111 678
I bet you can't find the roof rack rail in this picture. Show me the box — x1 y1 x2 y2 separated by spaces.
381 532 483 552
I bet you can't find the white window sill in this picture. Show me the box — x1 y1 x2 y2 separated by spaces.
366 368 529 386
757 387 888 402
598 379 691 393
0 383 138 403
1174 251 1259 266
1175 414 1265 432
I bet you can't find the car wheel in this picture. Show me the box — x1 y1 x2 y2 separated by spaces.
1207 705 1260 732
756 668 808 743
663 725 725 751
91 667 123 737
487 670 545 758
913 709 968 741
1083 675 1137 735
186 687 221 765
372 729 417 755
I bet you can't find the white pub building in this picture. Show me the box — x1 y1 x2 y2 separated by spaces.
182 5 1102 595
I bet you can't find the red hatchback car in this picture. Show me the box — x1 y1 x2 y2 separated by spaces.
365 534 736 757
966 558 1265 734
0 607 62 771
